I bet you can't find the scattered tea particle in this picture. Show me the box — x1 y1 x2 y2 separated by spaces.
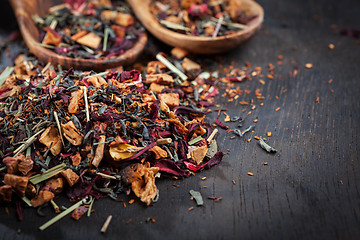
203 186 207 188
247 139 251 142
253 119 258 123
215 197 222 202
232 180 236 185
129 199 135 204
267 132 272 137
328 79 333 84
230 136 236 140
123 203 126 208
277 55 283 60
330 89 334 93
305 63 313 69
328 43 335 50
239 101 249 105
264 162 268 165
275 107 281 112
151 218 156 223
275 96 279 99
172 184 180 188
248 172 254 176
340 180 343 185
247 111 252 116
259 79 265 85
260 103 264 106
101 215 113 233
251 105 256 110
315 97 320 103
267 74 274 79
189 190 204 206
201 177 207 180
188 206 194 211
254 136 260 140
125 219 132 224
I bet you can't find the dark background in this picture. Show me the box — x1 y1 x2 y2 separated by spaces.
1 0 360 239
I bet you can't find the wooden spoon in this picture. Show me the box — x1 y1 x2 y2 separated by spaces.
127 0 264 54
9 0 147 71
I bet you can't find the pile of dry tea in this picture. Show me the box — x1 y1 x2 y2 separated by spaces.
33 0 145 59
0 51 223 228
150 0 257 37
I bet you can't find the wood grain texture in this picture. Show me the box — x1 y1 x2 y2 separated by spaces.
127 0 264 54
9 0 147 71
1 0 360 239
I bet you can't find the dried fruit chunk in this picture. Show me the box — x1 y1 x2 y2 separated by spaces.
109 142 143 161
42 28 62 46
68 88 84 114
91 135 106 167
76 32 102 49
61 121 84 146
189 145 208 165
70 152 82 166
61 169 80 187
127 163 159 205
2 155 25 174
87 75 107 88
149 83 166 93
147 61 166 74
115 12 135 27
182 58 201 72
39 126 62 155
145 74 174 85
30 186 55 207
171 47 187 59
72 206 88 220
149 146 168 159
18 155 34 175
0 185 13 204
158 93 179 108
100 10 118 22
46 177 64 194
4 174 28 197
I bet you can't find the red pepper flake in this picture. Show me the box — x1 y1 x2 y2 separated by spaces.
129 199 135 204
275 107 281 112
247 172 254 176
305 63 313 69
328 79 333 84
232 180 236 185
188 206 194 211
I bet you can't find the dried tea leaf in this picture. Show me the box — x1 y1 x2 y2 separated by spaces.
189 190 203 206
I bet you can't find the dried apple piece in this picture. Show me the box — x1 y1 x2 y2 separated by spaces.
61 169 80 187
76 32 102 49
3 174 28 197
61 121 84 146
0 185 13 204
30 186 55 207
39 126 62 155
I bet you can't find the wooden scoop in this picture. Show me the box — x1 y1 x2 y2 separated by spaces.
127 0 264 54
9 0 147 71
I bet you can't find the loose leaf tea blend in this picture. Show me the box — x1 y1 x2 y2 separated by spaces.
33 0 145 59
150 0 257 37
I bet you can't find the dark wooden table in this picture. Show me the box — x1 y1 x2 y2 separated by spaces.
1 0 360 239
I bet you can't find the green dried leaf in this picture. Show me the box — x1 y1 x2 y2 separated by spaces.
189 190 203 206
